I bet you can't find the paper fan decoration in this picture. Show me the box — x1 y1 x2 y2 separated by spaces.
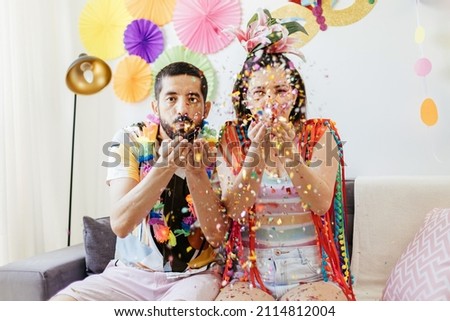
125 0 176 26
173 0 241 54
124 19 164 64
79 0 132 60
113 55 152 103
152 46 216 101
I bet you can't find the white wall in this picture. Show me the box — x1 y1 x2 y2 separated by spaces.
65 0 450 245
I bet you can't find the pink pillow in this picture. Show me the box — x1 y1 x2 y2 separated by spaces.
382 208 450 300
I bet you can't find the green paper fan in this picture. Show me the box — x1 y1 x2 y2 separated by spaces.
151 46 216 101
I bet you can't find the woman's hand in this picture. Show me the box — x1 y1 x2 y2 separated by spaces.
271 121 300 165
247 120 267 146
275 120 296 144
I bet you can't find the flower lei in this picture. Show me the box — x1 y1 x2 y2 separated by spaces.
138 116 218 247
149 195 197 247
227 8 308 58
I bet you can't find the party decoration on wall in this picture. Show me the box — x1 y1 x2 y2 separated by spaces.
173 0 241 54
290 0 328 30
414 0 438 126
273 3 320 48
414 57 432 77
420 98 438 127
124 19 164 64
415 25 425 44
152 46 217 101
125 0 176 26
79 0 132 60
279 0 377 47
113 55 152 103
321 0 377 27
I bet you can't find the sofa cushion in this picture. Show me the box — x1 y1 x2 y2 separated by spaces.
382 208 450 300
83 216 116 275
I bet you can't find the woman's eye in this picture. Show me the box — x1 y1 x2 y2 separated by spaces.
166 97 176 103
253 90 265 98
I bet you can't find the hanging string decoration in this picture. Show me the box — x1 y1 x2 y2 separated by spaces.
414 0 438 126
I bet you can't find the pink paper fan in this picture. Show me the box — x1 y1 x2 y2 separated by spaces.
173 0 241 54
124 19 164 63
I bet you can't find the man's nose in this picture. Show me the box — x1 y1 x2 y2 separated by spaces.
175 98 189 114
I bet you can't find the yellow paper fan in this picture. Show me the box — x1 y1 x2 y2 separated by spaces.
79 0 132 60
125 0 176 26
113 55 152 103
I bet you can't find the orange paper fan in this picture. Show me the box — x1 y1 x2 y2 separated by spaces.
113 55 152 103
173 0 241 54
125 0 176 26
79 0 132 61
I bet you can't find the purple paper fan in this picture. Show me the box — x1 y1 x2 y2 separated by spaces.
124 19 164 64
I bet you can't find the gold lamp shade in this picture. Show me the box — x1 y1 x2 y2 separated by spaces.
65 53 112 95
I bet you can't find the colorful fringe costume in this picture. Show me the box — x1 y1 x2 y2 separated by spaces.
219 118 355 300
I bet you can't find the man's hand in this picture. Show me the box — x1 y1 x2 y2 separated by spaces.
185 138 216 173
156 136 190 170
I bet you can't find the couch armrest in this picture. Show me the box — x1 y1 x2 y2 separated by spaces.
0 244 87 301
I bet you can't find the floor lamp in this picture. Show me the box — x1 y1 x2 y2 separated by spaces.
65 53 111 246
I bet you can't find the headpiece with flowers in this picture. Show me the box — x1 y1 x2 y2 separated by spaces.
229 8 308 58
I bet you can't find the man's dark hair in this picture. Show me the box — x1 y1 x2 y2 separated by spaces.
154 62 208 101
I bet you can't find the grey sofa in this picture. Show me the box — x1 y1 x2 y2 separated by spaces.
0 244 86 300
0 180 356 301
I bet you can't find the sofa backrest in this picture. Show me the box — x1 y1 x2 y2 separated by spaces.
350 176 450 300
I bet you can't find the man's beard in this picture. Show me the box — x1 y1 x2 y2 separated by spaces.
159 114 201 141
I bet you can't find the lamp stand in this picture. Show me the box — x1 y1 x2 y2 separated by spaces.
67 93 77 247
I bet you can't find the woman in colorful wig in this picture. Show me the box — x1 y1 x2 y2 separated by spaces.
215 9 355 301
